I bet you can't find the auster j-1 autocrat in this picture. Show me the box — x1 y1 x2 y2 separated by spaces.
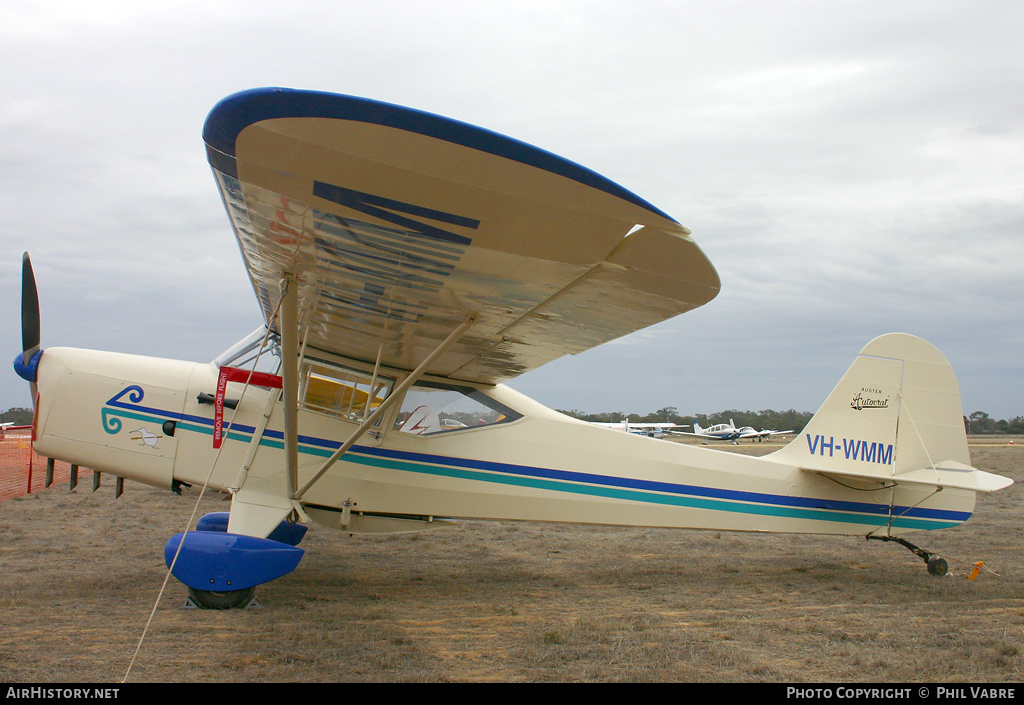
14 88 1012 608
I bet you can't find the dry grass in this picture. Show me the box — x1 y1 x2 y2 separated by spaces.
0 443 1021 683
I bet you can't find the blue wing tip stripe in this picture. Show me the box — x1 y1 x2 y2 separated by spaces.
203 87 677 222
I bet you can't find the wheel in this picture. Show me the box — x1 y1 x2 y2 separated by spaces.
926 556 949 577
188 586 256 609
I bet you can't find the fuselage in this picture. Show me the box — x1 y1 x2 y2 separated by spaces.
30 345 976 538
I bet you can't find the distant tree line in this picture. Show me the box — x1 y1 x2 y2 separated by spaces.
558 406 1024 436
1 407 32 425
966 411 1024 435
3 405 1021 435
557 406 814 433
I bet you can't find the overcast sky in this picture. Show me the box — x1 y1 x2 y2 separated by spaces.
2 1 1022 421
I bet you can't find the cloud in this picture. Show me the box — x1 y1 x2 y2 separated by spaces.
2 1 1022 420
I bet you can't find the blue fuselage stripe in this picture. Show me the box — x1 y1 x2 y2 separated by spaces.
101 394 970 530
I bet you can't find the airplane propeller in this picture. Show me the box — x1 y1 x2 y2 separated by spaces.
22 253 40 359
15 252 42 390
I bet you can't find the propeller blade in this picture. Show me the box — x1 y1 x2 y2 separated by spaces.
21 252 41 360
20 252 43 362
16 252 43 391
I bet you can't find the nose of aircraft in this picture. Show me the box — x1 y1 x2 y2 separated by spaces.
13 350 41 383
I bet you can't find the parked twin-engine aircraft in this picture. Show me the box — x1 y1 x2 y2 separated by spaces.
684 419 793 444
686 419 746 443
13 88 1013 608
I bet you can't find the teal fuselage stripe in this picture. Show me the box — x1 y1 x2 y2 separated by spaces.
101 404 959 532
339 452 947 531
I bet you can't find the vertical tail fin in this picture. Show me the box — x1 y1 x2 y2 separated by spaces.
771 334 975 479
692 419 704 434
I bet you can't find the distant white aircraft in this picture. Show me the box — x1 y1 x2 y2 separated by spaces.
736 425 794 442
682 419 792 444
590 420 689 438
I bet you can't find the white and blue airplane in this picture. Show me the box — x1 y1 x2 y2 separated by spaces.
683 420 794 444
14 88 1012 608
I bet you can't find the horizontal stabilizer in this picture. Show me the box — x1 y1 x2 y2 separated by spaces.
804 460 1013 493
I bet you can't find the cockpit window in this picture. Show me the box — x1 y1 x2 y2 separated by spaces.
300 359 393 424
396 381 521 435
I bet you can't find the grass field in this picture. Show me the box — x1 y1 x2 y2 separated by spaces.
0 441 1021 683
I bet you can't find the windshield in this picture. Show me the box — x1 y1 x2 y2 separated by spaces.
213 326 280 372
395 380 521 435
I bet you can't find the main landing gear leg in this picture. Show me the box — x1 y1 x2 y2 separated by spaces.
867 535 948 576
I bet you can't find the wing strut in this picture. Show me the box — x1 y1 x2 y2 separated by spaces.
280 272 301 499
291 313 478 500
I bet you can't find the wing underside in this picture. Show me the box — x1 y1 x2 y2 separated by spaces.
204 88 720 383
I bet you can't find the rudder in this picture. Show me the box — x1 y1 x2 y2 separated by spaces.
770 333 971 477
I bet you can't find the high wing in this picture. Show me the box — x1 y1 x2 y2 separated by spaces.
757 428 794 439
203 88 720 383
590 422 684 429
590 421 689 434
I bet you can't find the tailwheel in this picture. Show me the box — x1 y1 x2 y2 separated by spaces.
867 534 948 577
927 556 949 577
187 586 257 610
